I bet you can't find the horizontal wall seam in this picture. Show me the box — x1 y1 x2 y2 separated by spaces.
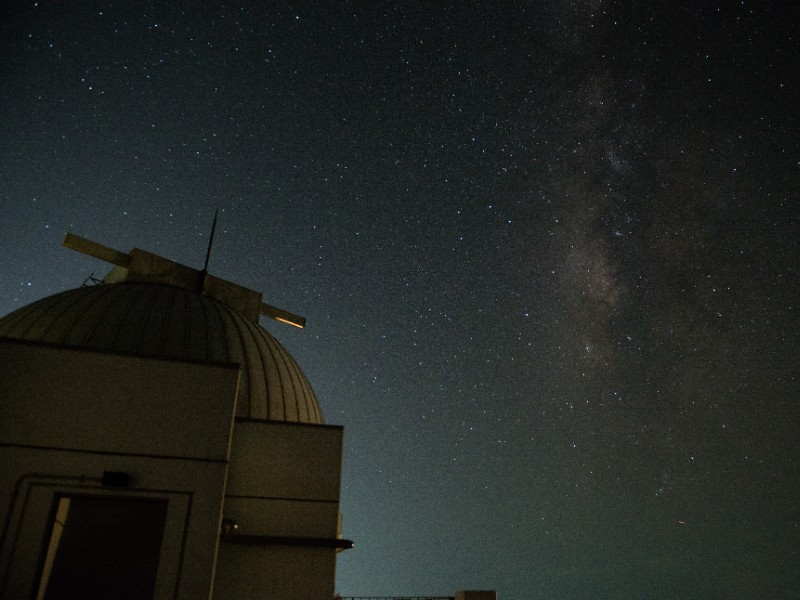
0 442 230 464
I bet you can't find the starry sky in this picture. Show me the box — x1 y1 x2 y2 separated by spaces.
1 2 799 598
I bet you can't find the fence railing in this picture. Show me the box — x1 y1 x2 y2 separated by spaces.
339 597 455 600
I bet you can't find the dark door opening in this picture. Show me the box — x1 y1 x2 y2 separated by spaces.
37 496 168 600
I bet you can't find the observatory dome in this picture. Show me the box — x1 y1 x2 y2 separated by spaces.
0 282 324 424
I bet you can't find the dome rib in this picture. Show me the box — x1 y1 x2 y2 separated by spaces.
119 283 163 355
231 310 265 419
269 329 298 421
199 293 230 363
63 284 132 346
159 283 181 355
0 292 61 339
261 323 281 419
137 284 172 356
91 283 144 349
218 305 254 417
246 317 285 421
193 292 212 360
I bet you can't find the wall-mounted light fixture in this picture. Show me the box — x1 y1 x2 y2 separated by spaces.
220 518 239 538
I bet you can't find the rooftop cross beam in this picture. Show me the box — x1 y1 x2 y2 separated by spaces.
62 232 306 328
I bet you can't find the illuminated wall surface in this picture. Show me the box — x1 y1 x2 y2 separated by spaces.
0 337 344 600
0 245 345 600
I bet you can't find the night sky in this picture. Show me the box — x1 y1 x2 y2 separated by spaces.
2 2 799 598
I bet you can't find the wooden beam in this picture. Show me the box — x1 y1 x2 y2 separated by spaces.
63 232 131 267
260 302 306 328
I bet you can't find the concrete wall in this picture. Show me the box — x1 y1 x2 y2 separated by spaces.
0 339 240 600
214 419 344 600
0 339 239 460
0 338 345 600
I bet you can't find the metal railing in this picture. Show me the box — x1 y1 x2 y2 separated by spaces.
339 597 455 600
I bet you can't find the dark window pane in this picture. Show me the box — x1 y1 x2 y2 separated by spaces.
38 496 168 600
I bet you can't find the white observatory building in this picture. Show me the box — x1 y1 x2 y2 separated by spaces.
0 233 350 599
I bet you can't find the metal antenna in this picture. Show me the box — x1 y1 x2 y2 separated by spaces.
203 208 219 273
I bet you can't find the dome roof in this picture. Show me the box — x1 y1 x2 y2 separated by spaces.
0 282 324 424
